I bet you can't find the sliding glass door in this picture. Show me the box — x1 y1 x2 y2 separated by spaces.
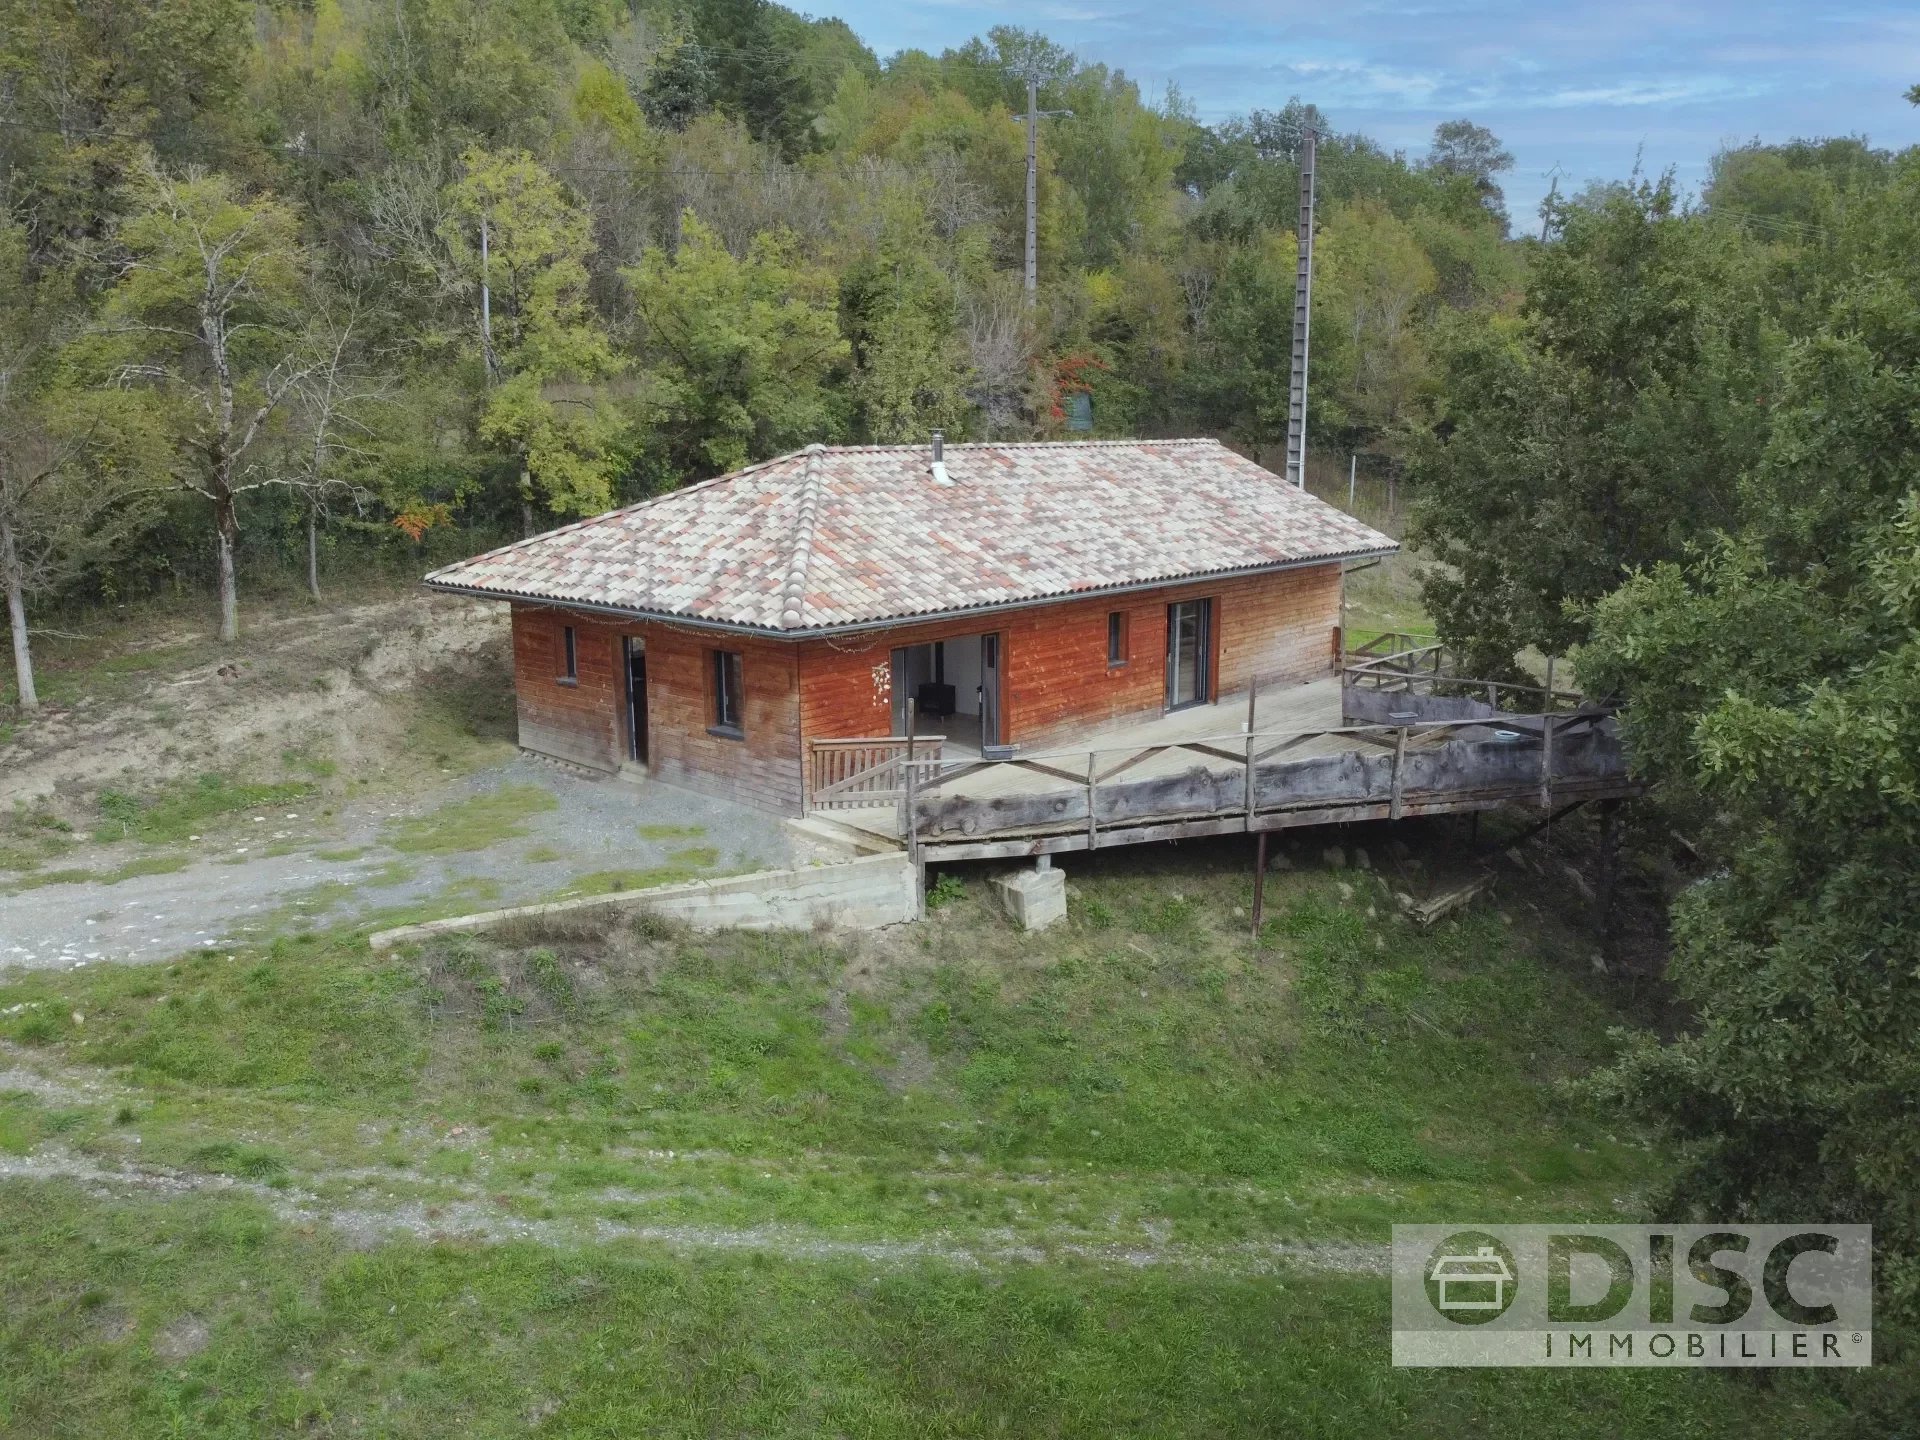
1165 599 1212 710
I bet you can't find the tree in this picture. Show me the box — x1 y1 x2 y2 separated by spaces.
1426 119 1514 219
842 188 976 443
441 148 626 526
285 310 390 601
1176 232 1298 461
1406 174 1776 675
0 226 163 708
1582 157 1920 1324
0 0 252 260
1312 200 1438 444
626 214 846 480
691 0 817 159
105 164 315 642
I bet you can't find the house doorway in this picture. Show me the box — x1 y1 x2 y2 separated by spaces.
623 636 648 765
1165 599 1212 710
890 633 1000 754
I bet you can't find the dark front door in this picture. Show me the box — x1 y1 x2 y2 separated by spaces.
624 637 648 764
979 633 1002 750
1165 599 1212 710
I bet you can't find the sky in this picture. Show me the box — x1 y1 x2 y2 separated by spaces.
820 0 1920 223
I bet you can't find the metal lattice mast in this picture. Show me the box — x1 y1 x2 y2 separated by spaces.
1010 65 1071 307
1283 126 1317 489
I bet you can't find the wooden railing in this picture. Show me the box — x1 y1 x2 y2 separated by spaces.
1344 629 1439 665
807 735 946 811
1342 642 1584 715
893 708 1636 860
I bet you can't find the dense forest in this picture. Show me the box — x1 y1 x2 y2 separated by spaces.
3 0 1919 1367
0 0 1525 668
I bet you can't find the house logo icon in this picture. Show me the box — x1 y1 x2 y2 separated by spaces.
1424 1233 1518 1324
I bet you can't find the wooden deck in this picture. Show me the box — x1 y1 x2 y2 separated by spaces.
820 678 1348 843
813 643 1640 862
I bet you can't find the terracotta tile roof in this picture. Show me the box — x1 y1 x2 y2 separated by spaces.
424 439 1399 634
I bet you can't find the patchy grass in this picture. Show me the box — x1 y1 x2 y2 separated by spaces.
400 665 518 775
0 844 1861 1436
0 1180 1847 1439
0 807 78 873
382 784 559 856
92 774 317 845
524 843 565 863
545 850 723 900
2 851 195 893
637 822 707 841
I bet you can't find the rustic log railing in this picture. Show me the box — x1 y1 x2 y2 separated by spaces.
1343 629 1439 665
897 710 1637 862
1341 642 1584 716
806 735 946 811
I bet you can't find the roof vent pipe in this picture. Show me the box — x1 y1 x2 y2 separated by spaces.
929 429 952 486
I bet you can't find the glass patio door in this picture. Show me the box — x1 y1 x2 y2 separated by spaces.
1165 600 1211 710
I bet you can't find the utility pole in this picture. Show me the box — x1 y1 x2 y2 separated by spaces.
1283 124 1317 489
1024 75 1038 300
1539 164 1565 243
479 211 498 382
1011 67 1071 307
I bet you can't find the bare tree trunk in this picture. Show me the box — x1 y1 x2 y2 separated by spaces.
1 514 37 710
214 492 240 643
520 460 534 538
307 503 321 602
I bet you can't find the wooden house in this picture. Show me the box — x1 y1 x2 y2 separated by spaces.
424 438 1399 817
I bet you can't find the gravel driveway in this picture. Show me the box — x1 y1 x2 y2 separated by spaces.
1 758 801 973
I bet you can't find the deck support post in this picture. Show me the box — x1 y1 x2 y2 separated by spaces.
1595 798 1621 957
1252 831 1269 940
1388 725 1409 822
1243 678 1260 822
1539 713 1555 812
1086 752 1098 850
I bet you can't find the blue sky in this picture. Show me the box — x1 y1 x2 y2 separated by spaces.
821 0 1920 222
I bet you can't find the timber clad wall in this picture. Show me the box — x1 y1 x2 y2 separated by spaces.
511 607 619 772
508 562 1338 816
795 565 1341 750
509 607 804 813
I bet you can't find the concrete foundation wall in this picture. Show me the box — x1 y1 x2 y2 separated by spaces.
368 853 918 951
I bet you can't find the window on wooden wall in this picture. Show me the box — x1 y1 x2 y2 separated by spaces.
559 624 577 683
1106 611 1128 667
710 649 745 738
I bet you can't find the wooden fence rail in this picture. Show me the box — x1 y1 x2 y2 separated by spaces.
895 711 1636 861
806 735 946 811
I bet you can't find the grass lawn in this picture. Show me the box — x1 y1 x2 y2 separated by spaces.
0 840 1851 1436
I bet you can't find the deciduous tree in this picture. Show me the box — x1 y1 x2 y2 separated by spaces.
626 213 846 479
105 164 315 642
441 148 627 526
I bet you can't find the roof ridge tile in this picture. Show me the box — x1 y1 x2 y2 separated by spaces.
778 445 827 630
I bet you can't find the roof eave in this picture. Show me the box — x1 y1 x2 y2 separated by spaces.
422 544 1400 641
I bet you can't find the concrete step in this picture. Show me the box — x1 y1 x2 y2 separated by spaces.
785 813 903 858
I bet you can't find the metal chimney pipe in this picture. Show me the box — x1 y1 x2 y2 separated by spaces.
932 429 944 462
